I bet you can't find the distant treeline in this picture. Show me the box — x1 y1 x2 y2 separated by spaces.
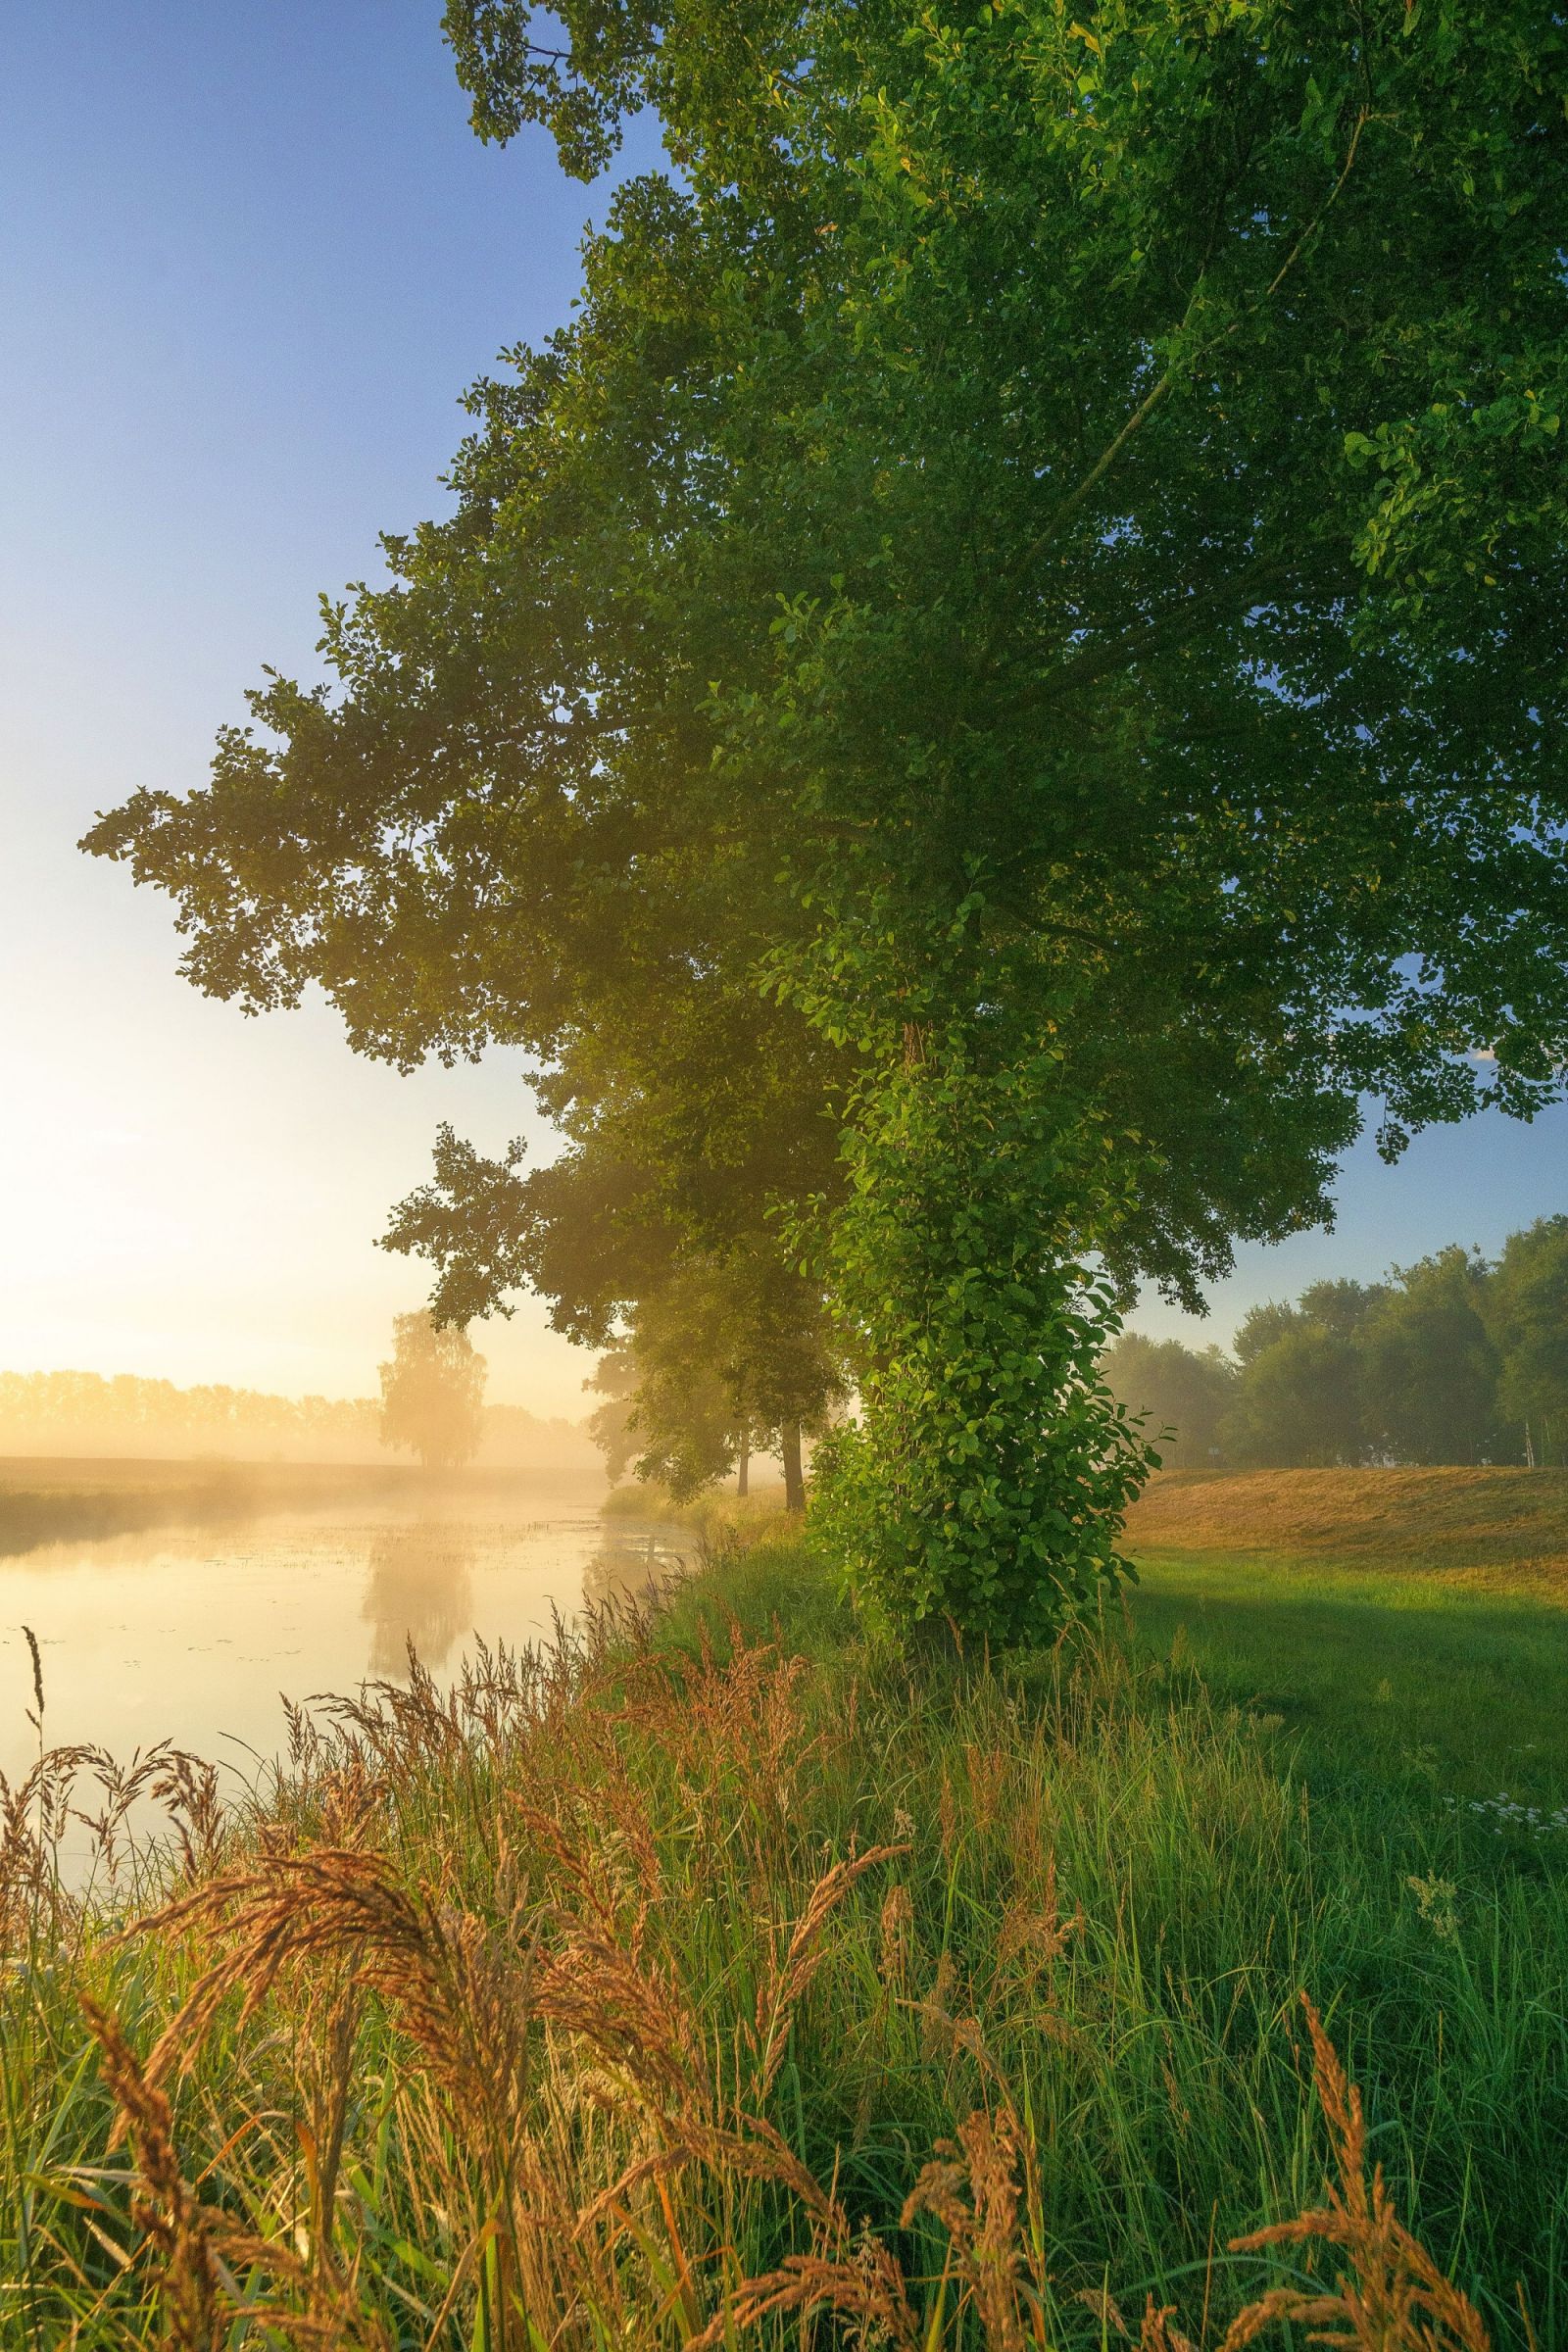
1104 1216 1568 1470
0 1369 596 1468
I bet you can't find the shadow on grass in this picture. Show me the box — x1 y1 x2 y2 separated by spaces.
1129 1545 1568 1807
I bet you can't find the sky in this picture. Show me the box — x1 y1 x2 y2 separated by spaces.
0 3 662 1418
1 3 1563 1419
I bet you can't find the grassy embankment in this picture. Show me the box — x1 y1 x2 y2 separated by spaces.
1125 1467 1568 1812
3 1476 1566 2347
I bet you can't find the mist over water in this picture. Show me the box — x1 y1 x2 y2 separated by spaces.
0 1467 687 1804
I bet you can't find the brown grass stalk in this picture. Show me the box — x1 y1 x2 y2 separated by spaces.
1218 1995 1492 2352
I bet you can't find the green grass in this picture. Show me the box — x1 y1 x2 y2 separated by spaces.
1123 1465 1568 1814
3 1520 1566 2347
1126 1544 1568 1810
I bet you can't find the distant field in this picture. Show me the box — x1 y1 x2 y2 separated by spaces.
0 1455 400 1497
1127 1462 1568 1579
1124 1466 1568 1807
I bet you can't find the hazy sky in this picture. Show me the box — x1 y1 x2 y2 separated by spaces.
2 4 1563 1418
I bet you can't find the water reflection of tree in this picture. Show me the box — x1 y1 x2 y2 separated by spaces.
582 1532 685 1615
362 1524 475 1675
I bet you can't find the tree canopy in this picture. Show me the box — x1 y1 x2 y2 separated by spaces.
87 0 1568 1633
1108 1231 1565 1470
1486 1216 1568 1461
1099 1333 1236 1470
1359 1249 1503 1466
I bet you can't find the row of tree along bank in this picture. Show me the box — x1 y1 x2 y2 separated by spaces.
0 1318 596 1470
1106 1217 1568 1470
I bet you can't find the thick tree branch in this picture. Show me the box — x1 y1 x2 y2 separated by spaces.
1007 107 1373 591
995 553 1352 721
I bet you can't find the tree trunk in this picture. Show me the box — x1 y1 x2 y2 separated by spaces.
781 1420 806 1513
737 1429 750 1497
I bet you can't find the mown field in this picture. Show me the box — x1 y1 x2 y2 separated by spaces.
2 1472 1565 2347
1125 1467 1568 1810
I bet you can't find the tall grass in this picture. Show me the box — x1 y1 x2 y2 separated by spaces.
2 1537 1563 2347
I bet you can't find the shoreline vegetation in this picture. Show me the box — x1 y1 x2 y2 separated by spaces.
4 1494 1565 2346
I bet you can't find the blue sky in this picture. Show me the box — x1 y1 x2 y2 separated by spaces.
1 2 1561 1413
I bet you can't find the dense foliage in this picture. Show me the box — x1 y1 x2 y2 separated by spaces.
86 0 1568 1634
386 1122 841 1501
1106 1216 1568 1468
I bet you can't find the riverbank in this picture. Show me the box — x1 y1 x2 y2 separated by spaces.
4 1525 1563 2347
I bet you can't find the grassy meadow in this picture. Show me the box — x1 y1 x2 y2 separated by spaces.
3 1475 1566 2348
1124 1468 1568 1811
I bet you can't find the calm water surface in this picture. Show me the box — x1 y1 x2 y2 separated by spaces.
0 1471 688 1801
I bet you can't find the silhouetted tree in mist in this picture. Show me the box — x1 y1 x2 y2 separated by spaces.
378 1314 487 1471
1100 1336 1236 1470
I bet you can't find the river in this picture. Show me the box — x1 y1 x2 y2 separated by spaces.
0 1464 688 1810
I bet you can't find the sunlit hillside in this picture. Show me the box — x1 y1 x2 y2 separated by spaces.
1127 1464 1568 1580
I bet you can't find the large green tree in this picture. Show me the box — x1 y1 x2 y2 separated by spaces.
87 0 1568 1636
1358 1248 1504 1465
1485 1216 1568 1464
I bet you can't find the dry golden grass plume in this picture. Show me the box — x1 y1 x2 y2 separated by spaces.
129 1847 537 2150
904 2105 1040 2352
81 1996 387 2350
962 1738 1008 1837
754 1841 906 2097
1079 2290 1202 2352
627 1616 815 1860
996 1849 1081 1980
2 1739 226 1953
1217 1994 1492 2352
2 1743 91 1941
878 1878 914 1988
690 2224 921 2352
80 1995 224 2351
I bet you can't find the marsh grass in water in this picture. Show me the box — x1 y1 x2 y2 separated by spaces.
2 1535 1564 2347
